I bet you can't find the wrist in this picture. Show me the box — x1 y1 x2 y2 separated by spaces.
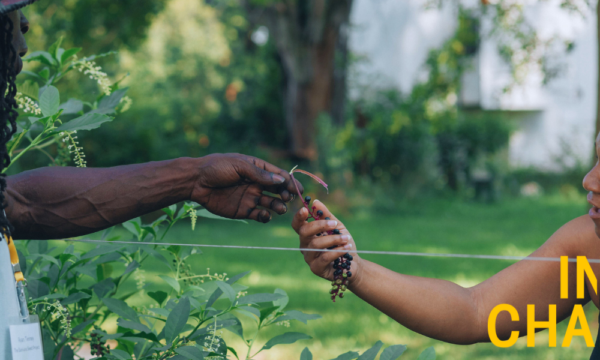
348 257 367 291
168 157 206 201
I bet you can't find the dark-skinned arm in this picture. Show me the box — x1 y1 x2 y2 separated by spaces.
6 153 302 240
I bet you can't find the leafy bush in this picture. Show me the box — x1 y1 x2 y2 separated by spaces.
9 39 437 360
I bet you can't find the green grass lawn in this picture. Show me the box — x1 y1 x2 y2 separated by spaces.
51 194 596 359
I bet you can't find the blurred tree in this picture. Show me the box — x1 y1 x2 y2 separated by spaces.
244 0 353 160
24 0 164 53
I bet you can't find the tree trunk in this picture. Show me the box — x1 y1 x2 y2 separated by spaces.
253 0 353 159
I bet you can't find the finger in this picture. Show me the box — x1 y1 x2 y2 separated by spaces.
278 189 292 203
310 243 353 276
298 219 338 239
247 208 272 224
316 243 353 267
236 160 287 187
257 195 287 215
311 200 340 222
257 160 305 197
304 234 350 262
292 207 309 234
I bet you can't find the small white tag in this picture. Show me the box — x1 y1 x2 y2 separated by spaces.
9 322 44 360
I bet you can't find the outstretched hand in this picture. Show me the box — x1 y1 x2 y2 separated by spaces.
191 153 303 223
292 200 360 282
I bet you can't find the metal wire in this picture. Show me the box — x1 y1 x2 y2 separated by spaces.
60 239 598 263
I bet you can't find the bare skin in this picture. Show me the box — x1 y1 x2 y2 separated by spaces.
2 10 304 240
292 135 600 345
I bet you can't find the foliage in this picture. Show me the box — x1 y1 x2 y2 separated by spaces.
7 37 130 174
320 8 510 194
17 202 434 360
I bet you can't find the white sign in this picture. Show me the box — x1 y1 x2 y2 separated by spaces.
9 322 44 360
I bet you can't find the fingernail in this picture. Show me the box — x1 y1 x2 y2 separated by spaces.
273 174 285 184
344 244 353 249
341 235 350 242
327 220 337 227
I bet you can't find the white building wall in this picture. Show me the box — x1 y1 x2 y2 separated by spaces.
349 0 598 170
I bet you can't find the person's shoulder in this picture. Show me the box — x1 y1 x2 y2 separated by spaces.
550 215 599 256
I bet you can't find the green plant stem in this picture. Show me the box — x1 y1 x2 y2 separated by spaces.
4 132 50 173
8 130 27 157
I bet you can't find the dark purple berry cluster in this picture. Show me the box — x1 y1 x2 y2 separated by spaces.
330 252 352 302
301 195 351 302
90 332 110 356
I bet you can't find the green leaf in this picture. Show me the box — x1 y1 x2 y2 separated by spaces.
276 310 322 325
148 308 170 318
416 347 436 360
102 298 138 321
95 88 128 114
330 352 359 360
380 345 407 360
197 209 247 224
358 341 383 360
227 271 251 285
117 318 152 334
273 288 289 311
175 346 204 359
261 332 311 351
38 68 50 80
216 281 236 304
18 81 39 100
160 275 180 293
110 349 132 360
165 297 190 343
163 204 177 218
48 37 63 61
236 293 285 306
24 51 55 66
61 47 82 64
55 112 113 132
301 347 313 360
71 319 95 335
59 98 84 115
29 253 59 267
61 292 91 306
39 85 60 117
148 291 168 306
259 306 279 323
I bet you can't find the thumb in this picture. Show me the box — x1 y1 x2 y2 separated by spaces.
312 200 338 222
238 161 286 186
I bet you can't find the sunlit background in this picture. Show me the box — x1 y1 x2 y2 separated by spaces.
12 0 600 359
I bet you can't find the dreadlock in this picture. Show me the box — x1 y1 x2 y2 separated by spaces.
0 14 19 236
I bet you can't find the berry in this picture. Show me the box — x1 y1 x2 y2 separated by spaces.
325 217 330 220
339 293 344 298
316 210 324 217
346 271 352 277
333 229 340 235
336 279 342 285
305 196 311 203
316 233 321 236
343 253 350 259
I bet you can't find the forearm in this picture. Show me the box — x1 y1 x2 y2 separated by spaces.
349 260 484 345
5 157 200 239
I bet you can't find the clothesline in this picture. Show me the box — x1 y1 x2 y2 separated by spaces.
60 239 600 263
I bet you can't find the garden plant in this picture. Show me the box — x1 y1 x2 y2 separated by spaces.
11 39 437 360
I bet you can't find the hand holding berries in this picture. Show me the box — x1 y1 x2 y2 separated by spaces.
292 200 361 300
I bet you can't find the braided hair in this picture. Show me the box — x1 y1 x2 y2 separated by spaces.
0 14 20 236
